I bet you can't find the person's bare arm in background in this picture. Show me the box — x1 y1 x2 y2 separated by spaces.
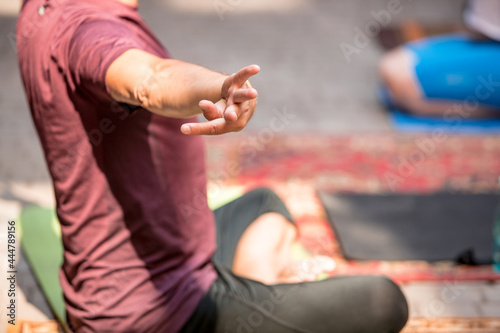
106 48 260 135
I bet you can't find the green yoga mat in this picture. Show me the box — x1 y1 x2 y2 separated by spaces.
17 186 245 328
18 205 66 327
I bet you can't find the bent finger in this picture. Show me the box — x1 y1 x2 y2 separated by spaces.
199 100 221 121
181 118 227 135
232 88 258 104
223 104 240 123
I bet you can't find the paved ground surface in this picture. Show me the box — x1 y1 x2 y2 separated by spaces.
1 0 499 330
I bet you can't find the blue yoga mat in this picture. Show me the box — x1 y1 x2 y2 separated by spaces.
377 86 500 134
390 109 500 134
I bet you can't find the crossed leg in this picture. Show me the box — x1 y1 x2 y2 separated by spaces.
182 188 409 332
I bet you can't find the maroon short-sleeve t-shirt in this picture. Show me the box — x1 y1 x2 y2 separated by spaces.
17 0 217 331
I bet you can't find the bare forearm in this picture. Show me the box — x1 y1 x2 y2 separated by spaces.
106 48 260 135
137 59 227 117
106 49 227 118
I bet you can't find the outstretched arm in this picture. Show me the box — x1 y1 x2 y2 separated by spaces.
105 48 260 135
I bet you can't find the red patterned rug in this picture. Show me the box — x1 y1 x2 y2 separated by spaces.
205 133 500 283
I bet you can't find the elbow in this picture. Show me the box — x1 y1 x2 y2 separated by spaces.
133 76 184 118
133 66 199 119
134 78 158 111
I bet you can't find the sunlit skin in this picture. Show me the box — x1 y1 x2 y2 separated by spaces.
106 48 260 135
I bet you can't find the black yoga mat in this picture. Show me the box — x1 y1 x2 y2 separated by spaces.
317 192 500 262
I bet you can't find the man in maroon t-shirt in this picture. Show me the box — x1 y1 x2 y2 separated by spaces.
17 0 408 332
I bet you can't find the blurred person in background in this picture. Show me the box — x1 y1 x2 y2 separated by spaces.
379 0 500 118
16 0 408 331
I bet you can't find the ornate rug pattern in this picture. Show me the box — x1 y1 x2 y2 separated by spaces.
205 133 500 283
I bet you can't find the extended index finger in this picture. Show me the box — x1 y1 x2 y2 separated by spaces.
232 64 260 88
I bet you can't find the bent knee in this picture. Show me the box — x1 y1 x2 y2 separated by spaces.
248 187 293 220
249 187 282 204
370 277 409 332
